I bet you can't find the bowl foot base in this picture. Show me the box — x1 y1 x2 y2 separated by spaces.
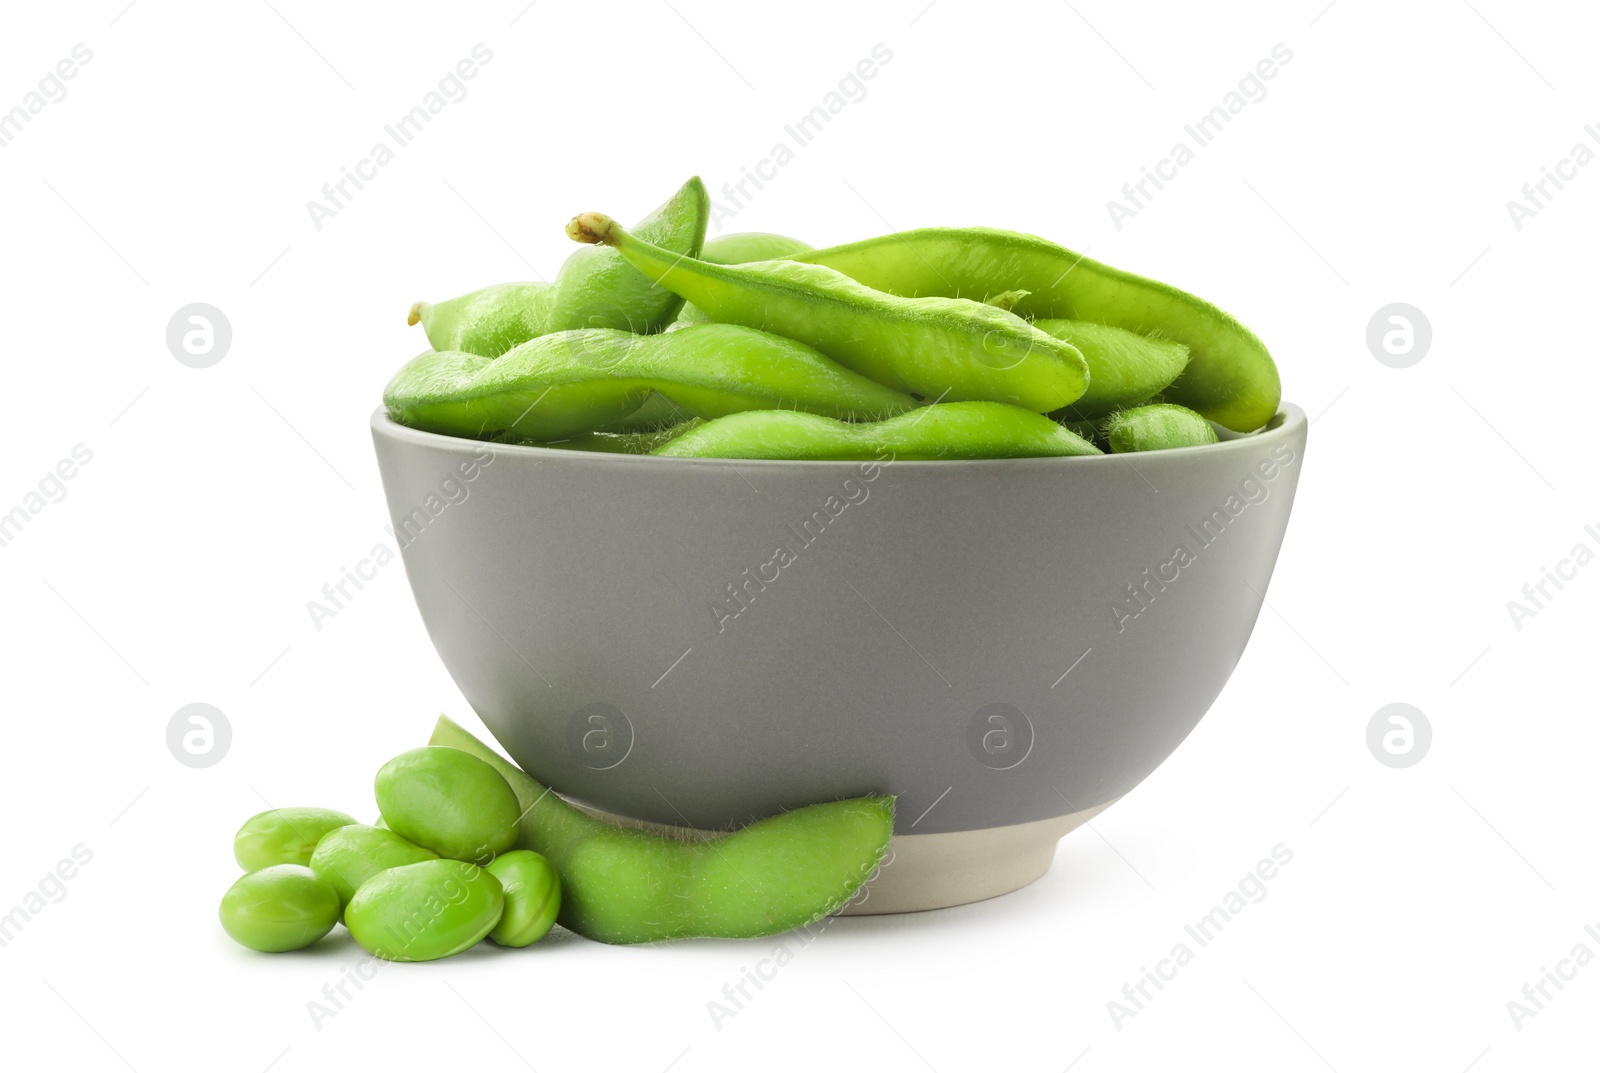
839 800 1117 914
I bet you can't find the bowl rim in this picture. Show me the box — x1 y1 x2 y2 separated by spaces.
370 402 1306 470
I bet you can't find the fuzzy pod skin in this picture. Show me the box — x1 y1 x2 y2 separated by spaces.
798 227 1280 432
383 324 916 442
410 176 709 356
652 402 1102 461
233 808 359 871
544 177 710 334
1033 319 1190 421
677 231 816 326
1059 417 1107 449
593 392 695 433
700 232 814 264
309 824 439 909
485 851 562 948
219 865 340 953
1104 403 1220 453
407 283 555 360
566 213 1089 412
429 716 894 945
531 419 705 454
345 859 505 963
375 747 521 864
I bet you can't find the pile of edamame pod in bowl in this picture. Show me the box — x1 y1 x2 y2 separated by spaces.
382 176 1283 459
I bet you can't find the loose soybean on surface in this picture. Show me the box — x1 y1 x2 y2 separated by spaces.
233 807 358 871
430 716 893 944
799 227 1280 431
219 865 341 953
309 823 439 909
375 747 521 864
345 859 505 962
486 851 562 948
566 212 1090 412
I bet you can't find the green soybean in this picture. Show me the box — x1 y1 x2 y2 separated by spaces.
233 807 358 871
799 227 1280 431
375 746 521 864
485 851 562 948
1033 319 1189 421
430 716 893 945
566 212 1089 412
345 859 505 963
309 823 439 909
653 402 1102 461
1104 403 1219 453
410 177 709 356
219 865 340 953
384 324 916 443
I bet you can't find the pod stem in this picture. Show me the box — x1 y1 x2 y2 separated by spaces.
406 302 423 327
566 212 619 246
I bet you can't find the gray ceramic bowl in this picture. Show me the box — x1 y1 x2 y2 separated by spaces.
372 404 1307 911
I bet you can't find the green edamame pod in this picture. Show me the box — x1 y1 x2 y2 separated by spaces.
544 177 709 333
595 392 694 432
701 231 814 264
233 807 358 871
384 324 916 443
652 401 1101 461
410 176 709 356
566 213 1089 412
407 284 553 359
1104 403 1219 453
1033 319 1189 421
345 859 505 962
534 420 705 454
429 716 892 945
678 231 815 327
491 391 693 439
799 228 1279 431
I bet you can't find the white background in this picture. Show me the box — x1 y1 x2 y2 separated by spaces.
1 1 1596 1070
